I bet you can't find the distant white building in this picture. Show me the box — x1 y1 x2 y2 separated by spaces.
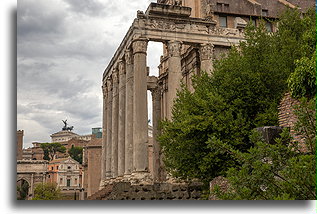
48 157 82 192
50 130 92 143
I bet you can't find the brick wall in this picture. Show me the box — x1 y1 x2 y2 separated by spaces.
278 92 307 151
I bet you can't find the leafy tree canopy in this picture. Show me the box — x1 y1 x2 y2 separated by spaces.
40 143 66 161
158 8 315 185
32 182 61 200
68 146 83 164
214 97 316 200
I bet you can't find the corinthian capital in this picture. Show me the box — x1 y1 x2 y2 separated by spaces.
168 41 181 57
125 49 133 65
118 60 125 76
132 39 148 54
200 43 214 60
112 67 119 84
106 77 113 91
102 84 108 97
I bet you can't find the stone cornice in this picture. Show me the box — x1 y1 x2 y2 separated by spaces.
103 3 245 81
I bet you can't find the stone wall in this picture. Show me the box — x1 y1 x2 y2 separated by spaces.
278 92 308 152
88 182 203 200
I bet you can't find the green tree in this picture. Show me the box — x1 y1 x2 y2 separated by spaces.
68 146 83 164
17 180 29 200
214 101 316 200
287 55 316 99
158 8 315 185
213 13 316 198
32 182 61 200
40 143 66 161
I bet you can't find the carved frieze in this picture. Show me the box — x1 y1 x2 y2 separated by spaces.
145 19 176 31
200 43 214 60
132 40 148 54
143 17 243 38
168 41 181 57
208 25 243 37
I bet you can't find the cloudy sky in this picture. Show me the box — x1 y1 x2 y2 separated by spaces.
17 0 163 148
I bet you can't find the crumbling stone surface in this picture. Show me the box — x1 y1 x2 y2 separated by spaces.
256 126 283 144
209 176 230 200
87 181 203 200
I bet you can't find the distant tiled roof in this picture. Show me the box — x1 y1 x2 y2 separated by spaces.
87 138 102 147
49 157 69 163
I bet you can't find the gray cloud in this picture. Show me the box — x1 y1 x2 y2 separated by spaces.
17 0 161 148
17 0 67 40
17 60 93 99
63 0 109 17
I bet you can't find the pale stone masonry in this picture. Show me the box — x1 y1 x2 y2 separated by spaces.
100 2 244 186
99 0 315 188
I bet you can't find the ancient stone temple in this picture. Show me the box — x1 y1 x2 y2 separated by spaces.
100 1 244 187
96 0 314 199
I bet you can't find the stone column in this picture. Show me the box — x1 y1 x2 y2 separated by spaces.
151 87 162 181
199 43 214 74
166 40 182 120
105 77 113 179
111 68 119 178
100 83 107 182
118 60 126 177
124 49 134 176
132 39 149 174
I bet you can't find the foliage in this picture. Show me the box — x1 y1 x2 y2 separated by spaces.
214 71 316 200
68 146 83 164
17 180 29 200
40 143 66 161
32 182 61 200
158 9 315 185
292 98 316 154
214 111 316 200
287 55 316 99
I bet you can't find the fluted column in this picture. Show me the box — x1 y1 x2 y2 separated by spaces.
118 60 126 177
132 39 149 173
151 87 162 181
101 82 107 182
199 43 214 74
166 40 182 120
111 68 119 178
124 49 134 176
105 77 113 179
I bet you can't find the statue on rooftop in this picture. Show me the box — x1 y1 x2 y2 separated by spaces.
62 119 74 131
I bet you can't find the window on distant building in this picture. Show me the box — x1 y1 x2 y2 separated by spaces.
60 178 63 184
67 179 71 187
68 166 71 170
57 166 59 170
51 166 54 170
224 3 229 11
262 9 268 16
75 178 78 185
250 17 256 27
266 21 272 32
216 2 222 11
219 16 227 28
